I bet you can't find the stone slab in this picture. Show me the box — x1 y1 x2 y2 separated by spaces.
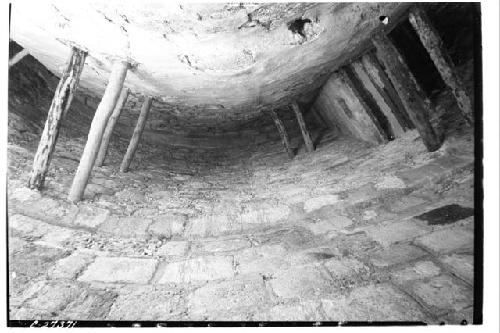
410 275 473 315
415 228 474 254
321 283 429 322
157 255 234 284
368 244 428 267
78 257 158 284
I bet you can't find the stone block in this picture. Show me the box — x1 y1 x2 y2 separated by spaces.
60 288 117 320
188 278 269 317
415 228 473 253
73 204 109 228
47 251 94 280
363 219 429 247
157 241 190 256
304 195 340 213
269 265 335 299
148 213 186 238
390 260 442 285
99 216 152 238
369 243 427 267
107 285 184 320
375 175 407 189
321 283 428 322
78 257 158 284
24 282 85 314
410 275 473 315
439 254 473 284
235 244 290 275
157 255 234 284
264 301 326 321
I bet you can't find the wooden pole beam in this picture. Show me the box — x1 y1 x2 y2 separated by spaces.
9 48 29 67
28 47 87 190
269 109 294 159
372 33 441 152
409 6 473 126
119 96 153 173
95 87 129 167
68 60 128 202
291 101 315 152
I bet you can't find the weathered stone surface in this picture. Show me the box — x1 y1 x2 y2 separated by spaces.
194 238 250 254
369 244 428 267
148 213 186 238
321 283 429 322
157 241 190 257
48 251 94 280
438 254 473 284
375 175 407 190
157 256 234 284
304 215 353 235
390 261 442 285
107 285 184 320
24 282 85 315
415 228 474 253
99 216 152 238
363 219 429 247
60 288 117 320
269 265 335 299
264 301 326 321
9 186 41 202
410 275 473 314
304 195 340 213
73 204 110 228
235 244 290 275
78 257 158 284
188 278 269 317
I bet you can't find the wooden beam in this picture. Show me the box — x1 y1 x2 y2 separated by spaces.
372 33 441 152
269 109 294 159
28 47 87 190
68 60 128 202
95 87 129 167
9 48 29 67
119 96 153 173
291 101 315 152
408 6 473 126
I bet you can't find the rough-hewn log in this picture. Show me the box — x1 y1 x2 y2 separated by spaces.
291 101 315 152
28 47 87 190
361 52 414 130
68 60 128 202
9 48 29 67
372 33 441 152
120 96 153 173
269 109 294 159
95 87 130 167
409 6 473 126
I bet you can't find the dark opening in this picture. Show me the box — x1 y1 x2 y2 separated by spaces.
287 18 311 38
389 20 446 97
343 67 395 141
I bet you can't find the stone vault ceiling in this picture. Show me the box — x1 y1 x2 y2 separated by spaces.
10 1 409 121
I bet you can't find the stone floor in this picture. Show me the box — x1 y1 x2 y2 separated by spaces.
7 126 475 323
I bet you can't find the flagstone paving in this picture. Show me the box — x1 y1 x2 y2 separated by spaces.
8 125 475 324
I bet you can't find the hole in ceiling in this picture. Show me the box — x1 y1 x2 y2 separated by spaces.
287 18 312 38
379 15 389 25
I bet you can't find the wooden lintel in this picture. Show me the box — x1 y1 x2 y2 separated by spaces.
372 33 441 152
291 101 315 152
68 60 129 203
95 87 130 167
120 96 153 173
9 49 29 68
28 47 87 190
409 5 473 126
269 110 294 159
